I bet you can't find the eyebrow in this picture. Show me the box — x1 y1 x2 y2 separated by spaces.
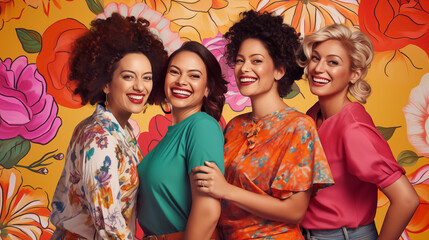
170 65 203 74
237 53 265 58
121 70 152 75
312 50 343 61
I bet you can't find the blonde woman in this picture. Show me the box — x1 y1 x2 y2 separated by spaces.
297 24 419 240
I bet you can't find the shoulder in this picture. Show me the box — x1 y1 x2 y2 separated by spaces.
339 103 385 142
341 102 373 125
225 112 251 131
182 113 224 140
187 112 222 130
285 109 318 130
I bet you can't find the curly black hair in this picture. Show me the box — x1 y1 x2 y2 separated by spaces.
153 41 227 121
224 10 303 97
69 12 168 106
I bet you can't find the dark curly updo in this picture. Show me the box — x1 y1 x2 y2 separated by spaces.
224 10 303 97
69 12 168 106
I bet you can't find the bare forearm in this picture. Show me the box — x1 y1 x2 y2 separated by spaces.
186 173 221 240
223 183 311 224
185 200 220 240
378 201 417 240
378 175 419 240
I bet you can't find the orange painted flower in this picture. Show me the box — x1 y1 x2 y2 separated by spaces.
36 18 88 109
257 0 359 36
359 0 429 55
103 0 257 41
377 164 429 239
0 0 72 29
0 166 53 239
0 0 27 29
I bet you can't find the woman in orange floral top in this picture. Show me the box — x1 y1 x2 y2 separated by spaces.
192 10 334 239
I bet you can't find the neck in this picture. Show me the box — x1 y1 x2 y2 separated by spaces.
250 91 288 117
172 107 201 125
106 106 130 129
318 93 351 121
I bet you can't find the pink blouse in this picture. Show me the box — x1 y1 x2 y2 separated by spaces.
301 102 405 229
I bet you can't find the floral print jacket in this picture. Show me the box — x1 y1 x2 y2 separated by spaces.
50 105 142 239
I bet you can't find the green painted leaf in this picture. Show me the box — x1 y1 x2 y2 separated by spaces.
86 0 104 15
16 28 42 53
375 126 401 141
284 82 301 99
397 150 423 167
0 137 31 169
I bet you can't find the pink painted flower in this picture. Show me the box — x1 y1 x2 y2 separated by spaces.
202 32 251 112
128 118 141 138
0 56 62 144
403 73 429 157
97 2 183 54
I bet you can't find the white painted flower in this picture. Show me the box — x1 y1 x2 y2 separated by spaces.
96 2 182 54
403 73 429 157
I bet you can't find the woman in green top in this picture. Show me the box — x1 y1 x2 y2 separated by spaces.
137 41 228 240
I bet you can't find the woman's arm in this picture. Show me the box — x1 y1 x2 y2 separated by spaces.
378 175 419 240
184 172 221 240
82 133 134 239
193 161 312 224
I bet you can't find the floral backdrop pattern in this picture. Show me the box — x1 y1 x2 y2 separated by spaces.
0 0 428 239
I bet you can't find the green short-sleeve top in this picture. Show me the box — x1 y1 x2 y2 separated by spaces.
137 112 225 235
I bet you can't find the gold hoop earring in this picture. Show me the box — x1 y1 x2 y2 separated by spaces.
160 100 172 114
105 93 109 111
142 104 148 114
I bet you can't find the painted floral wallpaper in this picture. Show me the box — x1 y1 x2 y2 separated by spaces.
0 0 428 239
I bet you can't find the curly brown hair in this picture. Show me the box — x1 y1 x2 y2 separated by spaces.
224 10 303 97
153 41 227 121
69 13 168 106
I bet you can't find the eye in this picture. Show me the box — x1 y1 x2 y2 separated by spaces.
252 59 262 64
328 60 339 66
122 74 134 80
310 55 320 61
235 58 244 64
190 74 201 79
169 69 179 75
143 75 153 81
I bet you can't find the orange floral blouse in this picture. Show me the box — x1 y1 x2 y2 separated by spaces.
219 108 334 239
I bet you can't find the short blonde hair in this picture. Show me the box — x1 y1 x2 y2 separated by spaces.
297 24 374 103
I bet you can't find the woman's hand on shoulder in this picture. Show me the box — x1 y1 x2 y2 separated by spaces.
192 161 231 199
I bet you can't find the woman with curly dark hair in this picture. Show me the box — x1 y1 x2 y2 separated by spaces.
50 13 168 240
137 41 227 240
192 10 334 239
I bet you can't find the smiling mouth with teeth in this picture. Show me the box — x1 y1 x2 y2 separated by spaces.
172 88 192 96
128 95 143 100
312 77 330 84
240 77 257 83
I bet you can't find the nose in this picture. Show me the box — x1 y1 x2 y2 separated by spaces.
134 78 145 92
240 60 251 73
314 60 324 73
176 74 187 86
